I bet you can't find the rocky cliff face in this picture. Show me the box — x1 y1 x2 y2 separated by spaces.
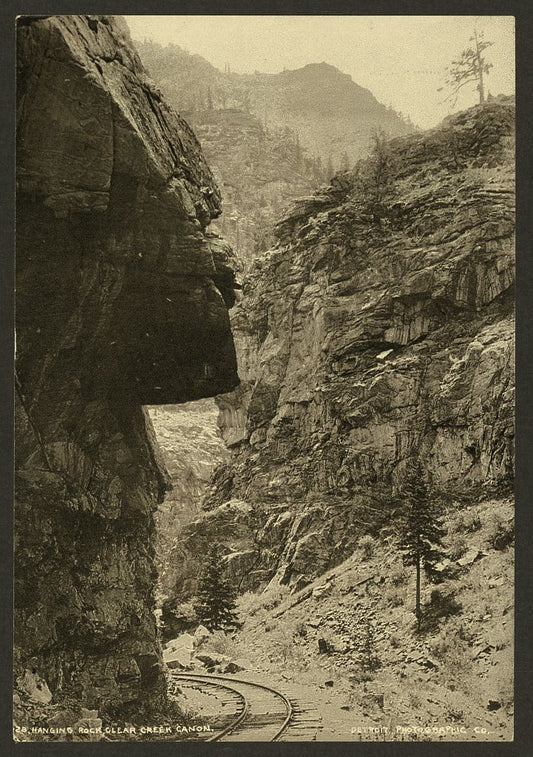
174 100 514 596
15 15 238 719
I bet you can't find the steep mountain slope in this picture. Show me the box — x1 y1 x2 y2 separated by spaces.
134 41 414 165
182 108 324 267
239 62 415 163
172 99 514 599
228 496 514 741
133 41 414 264
15 14 238 726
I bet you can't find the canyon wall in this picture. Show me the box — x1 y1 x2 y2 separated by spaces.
174 100 515 597
15 15 238 717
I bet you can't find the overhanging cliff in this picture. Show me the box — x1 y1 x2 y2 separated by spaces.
15 14 238 718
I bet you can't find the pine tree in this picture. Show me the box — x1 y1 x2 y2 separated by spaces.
442 29 494 106
368 129 395 206
194 543 238 632
398 460 445 632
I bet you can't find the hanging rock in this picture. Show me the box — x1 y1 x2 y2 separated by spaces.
15 13 238 716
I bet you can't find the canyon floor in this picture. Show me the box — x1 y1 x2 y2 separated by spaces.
165 495 513 743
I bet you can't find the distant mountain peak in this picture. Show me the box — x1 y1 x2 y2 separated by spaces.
134 38 415 166
280 61 351 81
284 61 341 73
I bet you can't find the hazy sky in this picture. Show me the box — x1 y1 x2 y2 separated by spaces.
125 15 514 129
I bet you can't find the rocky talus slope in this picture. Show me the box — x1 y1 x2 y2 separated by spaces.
174 100 514 597
228 497 514 741
15 15 238 724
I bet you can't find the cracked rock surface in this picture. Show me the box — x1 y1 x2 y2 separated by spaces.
174 100 514 596
15 14 238 716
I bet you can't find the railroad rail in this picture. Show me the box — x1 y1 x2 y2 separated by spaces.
170 672 295 741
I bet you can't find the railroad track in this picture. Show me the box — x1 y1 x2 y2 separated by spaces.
170 672 321 741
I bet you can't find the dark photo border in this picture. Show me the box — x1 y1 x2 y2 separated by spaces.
2 1 531 756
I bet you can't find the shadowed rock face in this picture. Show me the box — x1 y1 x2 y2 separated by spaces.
175 101 515 596
15 15 238 715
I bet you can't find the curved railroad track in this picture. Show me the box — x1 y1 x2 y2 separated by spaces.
170 672 296 741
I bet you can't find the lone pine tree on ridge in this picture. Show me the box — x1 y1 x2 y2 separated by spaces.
442 28 494 106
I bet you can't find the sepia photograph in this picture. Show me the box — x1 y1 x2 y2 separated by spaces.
14 12 515 743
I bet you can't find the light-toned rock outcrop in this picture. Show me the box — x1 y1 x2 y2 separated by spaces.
147 400 228 609
15 14 238 717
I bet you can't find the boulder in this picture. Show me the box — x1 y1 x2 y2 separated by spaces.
457 549 482 566
312 582 333 599
221 661 244 674
194 653 231 671
194 625 211 646
16 670 52 705
166 633 195 653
